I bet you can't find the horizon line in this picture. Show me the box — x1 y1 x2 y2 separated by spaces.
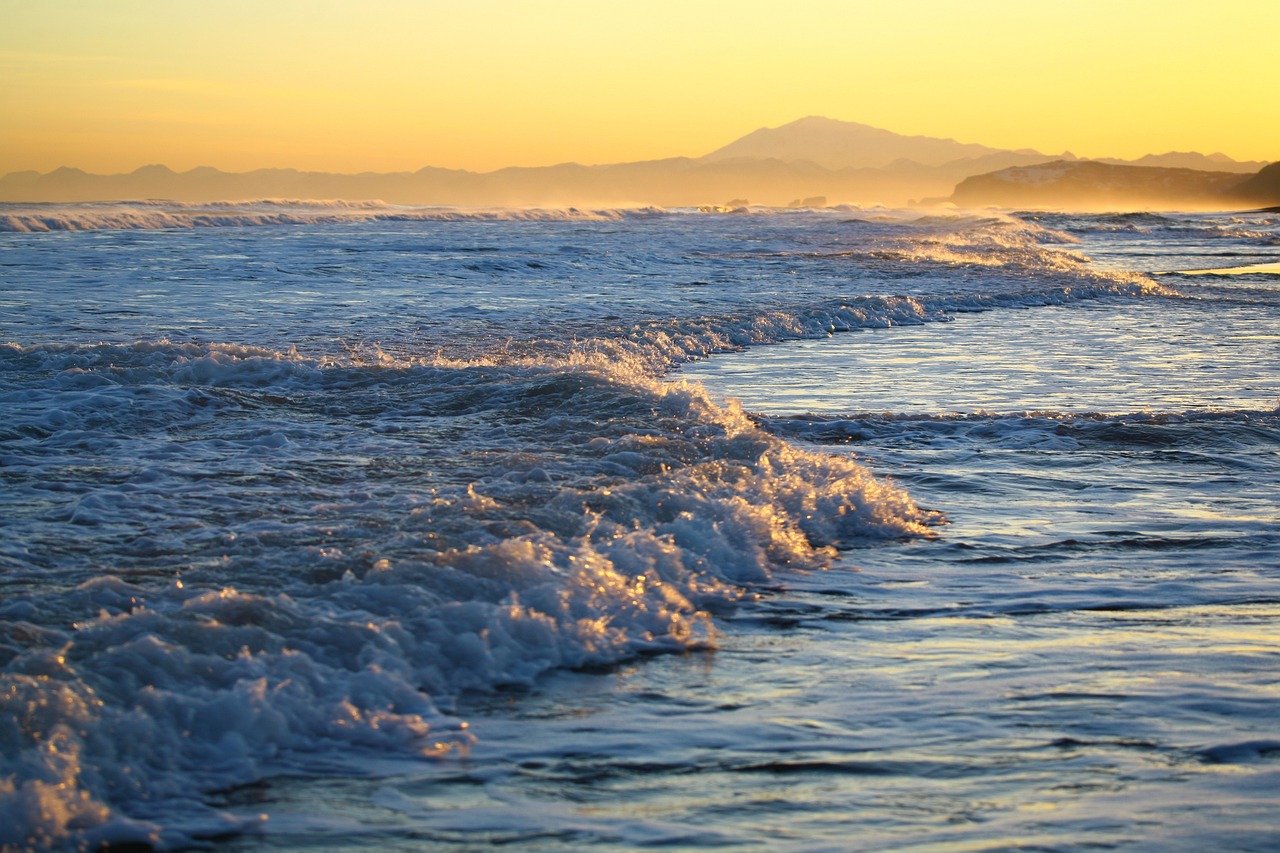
3 115 1272 179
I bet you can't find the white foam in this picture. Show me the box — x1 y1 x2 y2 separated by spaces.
0 201 671 232
0 205 1229 847
0 330 940 847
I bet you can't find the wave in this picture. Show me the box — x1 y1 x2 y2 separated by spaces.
0 208 1193 847
1 247 1177 385
0 336 937 848
1020 210 1280 243
0 201 672 232
761 407 1280 452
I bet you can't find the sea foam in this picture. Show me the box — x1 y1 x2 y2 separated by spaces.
0 201 670 233
0 204 1196 848
0 333 935 848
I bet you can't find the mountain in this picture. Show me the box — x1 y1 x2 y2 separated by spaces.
949 160 1275 210
0 158 988 208
1096 151 1268 173
0 117 1271 209
700 115 1029 170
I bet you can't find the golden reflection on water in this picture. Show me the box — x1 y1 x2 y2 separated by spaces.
1176 261 1280 276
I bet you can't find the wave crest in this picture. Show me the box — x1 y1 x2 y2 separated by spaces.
0 331 937 847
0 201 671 232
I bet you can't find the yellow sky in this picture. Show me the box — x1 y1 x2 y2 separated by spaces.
2 0 1277 174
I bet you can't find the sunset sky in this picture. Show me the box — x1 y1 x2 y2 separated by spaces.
3 0 1277 175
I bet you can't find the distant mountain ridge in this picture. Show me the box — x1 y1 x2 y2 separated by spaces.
0 117 1272 209
1095 151 1264 173
699 115 1025 170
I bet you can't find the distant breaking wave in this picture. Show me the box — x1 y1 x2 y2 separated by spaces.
0 200 1062 234
0 200 672 232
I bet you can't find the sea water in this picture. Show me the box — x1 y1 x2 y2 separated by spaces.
1 203 1277 851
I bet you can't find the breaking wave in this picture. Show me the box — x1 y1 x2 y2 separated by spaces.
0 333 935 849
0 204 1196 848
0 201 671 233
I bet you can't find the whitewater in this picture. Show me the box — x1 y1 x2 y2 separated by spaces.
1 202 1277 851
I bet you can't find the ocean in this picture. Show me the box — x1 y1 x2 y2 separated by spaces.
1 202 1278 851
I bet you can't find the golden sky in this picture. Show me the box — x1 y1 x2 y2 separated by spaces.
2 0 1277 174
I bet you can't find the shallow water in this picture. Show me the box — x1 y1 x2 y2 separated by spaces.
221 296 1280 852
2 205 1278 850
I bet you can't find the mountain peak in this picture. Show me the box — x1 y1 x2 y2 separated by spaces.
702 116 1016 170
131 164 176 176
784 115 876 130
